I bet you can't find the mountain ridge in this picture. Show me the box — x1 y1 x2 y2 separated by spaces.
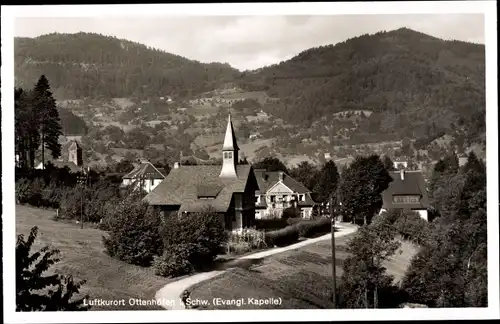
14 27 485 156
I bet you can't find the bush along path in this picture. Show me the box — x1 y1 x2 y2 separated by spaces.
154 223 358 310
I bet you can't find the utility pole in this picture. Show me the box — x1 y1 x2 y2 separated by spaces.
78 167 87 230
330 195 337 309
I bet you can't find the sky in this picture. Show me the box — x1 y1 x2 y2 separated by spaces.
15 14 484 71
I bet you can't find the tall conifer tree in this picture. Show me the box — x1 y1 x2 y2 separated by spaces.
33 75 62 167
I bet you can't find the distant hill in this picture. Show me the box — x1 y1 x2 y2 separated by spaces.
14 28 485 153
238 28 485 144
14 32 240 100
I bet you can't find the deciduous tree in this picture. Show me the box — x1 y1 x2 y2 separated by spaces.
253 157 289 173
16 226 90 311
313 160 339 203
337 155 393 225
339 217 402 308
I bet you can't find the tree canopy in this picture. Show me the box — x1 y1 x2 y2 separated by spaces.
338 155 393 225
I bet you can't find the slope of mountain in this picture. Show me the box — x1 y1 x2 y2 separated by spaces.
15 32 240 100
14 28 486 158
238 28 485 143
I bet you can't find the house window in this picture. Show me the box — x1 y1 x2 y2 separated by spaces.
299 194 304 201
270 195 276 202
150 179 154 186
255 196 259 203
392 195 420 204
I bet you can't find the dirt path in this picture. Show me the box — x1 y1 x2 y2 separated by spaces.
154 223 358 310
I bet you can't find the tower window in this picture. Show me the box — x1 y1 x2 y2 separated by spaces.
224 151 232 159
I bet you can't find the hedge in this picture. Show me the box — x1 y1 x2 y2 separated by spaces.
296 217 332 238
265 225 300 247
286 217 303 226
254 218 289 231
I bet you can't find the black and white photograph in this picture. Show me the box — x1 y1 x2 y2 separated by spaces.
2 1 498 323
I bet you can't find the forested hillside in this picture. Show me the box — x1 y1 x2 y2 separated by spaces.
15 32 240 100
239 28 485 143
14 28 486 159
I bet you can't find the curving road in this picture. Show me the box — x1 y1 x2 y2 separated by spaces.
154 223 358 310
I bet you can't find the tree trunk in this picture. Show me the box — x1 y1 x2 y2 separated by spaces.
41 133 45 169
364 285 369 308
374 285 378 308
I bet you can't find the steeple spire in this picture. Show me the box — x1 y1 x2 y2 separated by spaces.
222 114 239 151
220 114 239 178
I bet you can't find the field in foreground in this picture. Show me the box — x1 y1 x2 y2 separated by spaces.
189 232 418 309
15 205 171 311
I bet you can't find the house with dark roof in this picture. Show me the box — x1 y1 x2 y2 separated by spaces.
122 161 166 193
379 169 430 221
254 169 315 219
144 115 259 232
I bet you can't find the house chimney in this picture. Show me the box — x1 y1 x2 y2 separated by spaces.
174 162 180 169
279 171 284 181
400 169 405 180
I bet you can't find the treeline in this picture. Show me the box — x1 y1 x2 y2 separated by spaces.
402 151 487 307
15 75 63 169
58 107 88 135
336 151 487 308
254 152 487 308
15 33 240 99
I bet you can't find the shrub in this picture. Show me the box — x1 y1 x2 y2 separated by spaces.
16 178 34 204
286 217 303 226
310 205 322 219
41 181 69 209
226 228 266 254
296 217 332 238
380 209 402 225
265 225 300 247
226 241 253 255
160 210 227 271
153 244 194 278
16 226 90 311
102 196 163 266
282 206 300 219
394 211 429 245
254 218 288 231
59 180 123 224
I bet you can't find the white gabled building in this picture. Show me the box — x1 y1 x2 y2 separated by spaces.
122 161 166 193
254 169 316 219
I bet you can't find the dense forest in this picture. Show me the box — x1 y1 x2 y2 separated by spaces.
239 28 485 143
15 32 240 99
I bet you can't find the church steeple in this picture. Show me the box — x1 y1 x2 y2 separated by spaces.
220 114 239 178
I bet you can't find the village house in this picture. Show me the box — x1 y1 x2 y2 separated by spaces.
393 157 409 169
254 169 315 219
379 169 430 221
144 115 259 232
35 140 84 173
122 161 166 193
